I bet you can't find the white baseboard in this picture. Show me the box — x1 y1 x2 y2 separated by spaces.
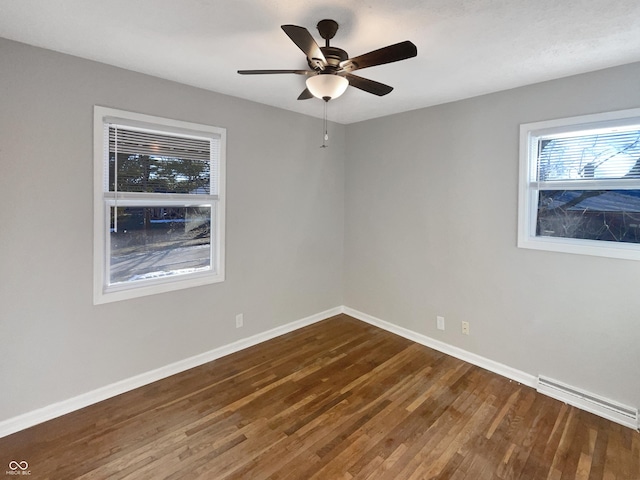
343 307 536 388
0 306 342 439
3 305 636 437
343 306 639 431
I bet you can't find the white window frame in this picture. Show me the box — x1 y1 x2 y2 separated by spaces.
93 106 226 304
518 107 640 261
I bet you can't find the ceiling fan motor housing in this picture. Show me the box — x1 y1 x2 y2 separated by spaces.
309 46 348 71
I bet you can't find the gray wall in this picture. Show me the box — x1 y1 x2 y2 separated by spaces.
0 38 345 421
2 35 639 424
344 63 640 408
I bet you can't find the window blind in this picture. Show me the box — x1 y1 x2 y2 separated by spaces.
109 126 211 160
537 129 640 181
107 124 218 195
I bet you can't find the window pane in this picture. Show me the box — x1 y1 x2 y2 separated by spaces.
537 190 640 243
108 154 210 194
108 126 212 194
109 206 212 284
537 130 640 181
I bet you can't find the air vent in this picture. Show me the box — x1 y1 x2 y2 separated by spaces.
537 376 638 430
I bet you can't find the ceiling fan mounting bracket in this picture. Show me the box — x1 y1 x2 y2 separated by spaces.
317 19 339 42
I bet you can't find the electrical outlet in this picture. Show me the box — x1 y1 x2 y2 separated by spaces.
461 321 470 335
436 316 445 331
235 313 244 328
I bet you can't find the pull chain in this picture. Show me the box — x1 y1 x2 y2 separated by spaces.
321 99 329 148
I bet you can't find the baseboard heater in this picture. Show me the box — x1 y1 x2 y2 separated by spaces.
537 376 639 430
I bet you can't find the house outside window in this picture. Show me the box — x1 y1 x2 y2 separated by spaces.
518 108 640 260
93 107 226 304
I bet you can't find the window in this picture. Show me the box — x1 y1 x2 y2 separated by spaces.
518 108 640 260
93 107 226 304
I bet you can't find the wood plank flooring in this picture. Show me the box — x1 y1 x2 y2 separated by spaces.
1 314 638 479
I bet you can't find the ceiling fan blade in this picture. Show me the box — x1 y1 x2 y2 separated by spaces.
237 69 313 75
340 40 417 72
345 74 393 96
281 24 327 68
297 88 314 100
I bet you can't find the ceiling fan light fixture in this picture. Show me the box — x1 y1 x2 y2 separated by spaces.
306 74 348 101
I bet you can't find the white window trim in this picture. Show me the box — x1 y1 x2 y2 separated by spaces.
518 107 640 261
93 106 226 304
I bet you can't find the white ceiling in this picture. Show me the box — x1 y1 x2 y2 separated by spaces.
2 0 640 124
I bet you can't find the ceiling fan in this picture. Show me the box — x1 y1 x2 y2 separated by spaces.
238 19 418 102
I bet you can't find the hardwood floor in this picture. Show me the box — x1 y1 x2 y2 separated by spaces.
2 314 638 479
